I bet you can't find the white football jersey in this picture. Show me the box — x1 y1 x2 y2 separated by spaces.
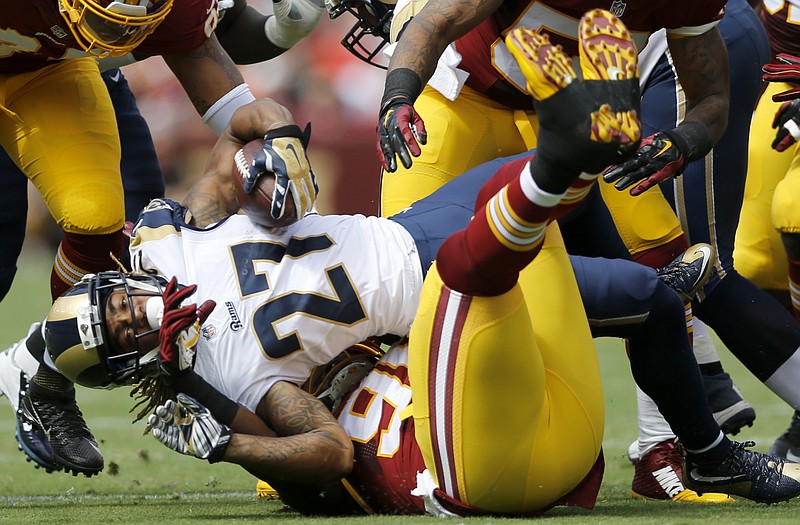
129 199 423 411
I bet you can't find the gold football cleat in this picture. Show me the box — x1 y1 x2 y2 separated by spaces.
506 29 577 101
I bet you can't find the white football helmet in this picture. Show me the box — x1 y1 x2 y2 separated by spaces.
45 271 166 388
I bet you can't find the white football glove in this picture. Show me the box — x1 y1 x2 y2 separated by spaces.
265 0 325 49
148 393 232 463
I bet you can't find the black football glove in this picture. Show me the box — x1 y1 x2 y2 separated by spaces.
377 97 427 172
763 53 800 102
148 393 232 463
249 123 318 221
157 277 215 385
603 131 688 196
771 99 800 152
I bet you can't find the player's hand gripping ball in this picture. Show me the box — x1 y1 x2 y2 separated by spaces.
233 138 297 228
232 124 317 228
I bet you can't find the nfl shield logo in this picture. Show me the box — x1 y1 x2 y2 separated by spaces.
610 0 626 17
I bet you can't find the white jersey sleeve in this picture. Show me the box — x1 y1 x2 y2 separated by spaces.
129 200 424 412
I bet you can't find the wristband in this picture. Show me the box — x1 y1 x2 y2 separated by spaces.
174 370 239 426
202 83 256 136
380 68 423 114
665 121 712 163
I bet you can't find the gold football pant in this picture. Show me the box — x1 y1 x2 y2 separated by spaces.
409 224 604 513
734 81 798 290
0 58 124 235
381 86 683 255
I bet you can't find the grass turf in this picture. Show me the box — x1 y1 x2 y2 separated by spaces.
0 245 797 524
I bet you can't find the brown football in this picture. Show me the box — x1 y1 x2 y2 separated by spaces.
231 139 297 228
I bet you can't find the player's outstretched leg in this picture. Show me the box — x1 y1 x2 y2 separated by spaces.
505 14 641 189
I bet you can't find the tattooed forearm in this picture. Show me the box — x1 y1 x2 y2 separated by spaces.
388 0 504 82
183 189 229 228
262 382 341 436
222 383 353 483
668 28 730 143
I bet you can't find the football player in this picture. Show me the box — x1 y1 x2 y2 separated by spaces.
48 15 800 510
0 0 318 478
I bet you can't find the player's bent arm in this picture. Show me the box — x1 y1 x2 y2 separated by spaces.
162 35 246 117
222 382 354 484
667 28 730 148
387 0 504 84
183 99 296 227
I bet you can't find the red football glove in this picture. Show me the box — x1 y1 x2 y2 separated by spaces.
376 97 427 172
771 99 800 152
602 131 687 196
158 277 215 381
763 53 800 102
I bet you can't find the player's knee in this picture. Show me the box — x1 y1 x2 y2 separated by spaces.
772 179 800 235
647 281 686 334
52 187 125 235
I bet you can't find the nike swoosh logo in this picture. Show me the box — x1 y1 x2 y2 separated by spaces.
689 468 748 484
695 245 712 274
107 70 121 83
654 139 672 158
786 449 800 463
285 143 302 166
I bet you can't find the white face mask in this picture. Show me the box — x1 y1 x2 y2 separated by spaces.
145 296 164 330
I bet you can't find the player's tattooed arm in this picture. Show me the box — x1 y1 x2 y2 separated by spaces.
183 99 296 227
667 27 730 147
162 35 246 116
388 0 503 83
221 381 354 483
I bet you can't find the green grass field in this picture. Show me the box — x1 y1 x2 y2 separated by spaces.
0 244 798 524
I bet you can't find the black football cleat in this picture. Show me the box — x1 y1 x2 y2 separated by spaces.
770 410 800 462
15 373 60 473
656 243 715 302
19 381 104 477
683 440 800 504
702 371 756 436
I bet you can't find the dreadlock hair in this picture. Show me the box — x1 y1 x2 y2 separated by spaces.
129 374 175 432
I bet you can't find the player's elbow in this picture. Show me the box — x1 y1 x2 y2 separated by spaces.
318 429 354 481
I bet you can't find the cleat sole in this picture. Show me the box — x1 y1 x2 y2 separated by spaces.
506 28 577 100
579 9 639 81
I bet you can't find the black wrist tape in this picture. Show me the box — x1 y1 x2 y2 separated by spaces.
665 121 713 162
176 371 239 427
380 68 423 115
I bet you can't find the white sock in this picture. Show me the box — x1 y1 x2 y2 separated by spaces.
635 385 677 456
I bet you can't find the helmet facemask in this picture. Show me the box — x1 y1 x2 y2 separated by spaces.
58 0 174 58
46 272 166 388
326 0 393 69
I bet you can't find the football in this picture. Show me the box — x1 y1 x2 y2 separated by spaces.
231 139 297 228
